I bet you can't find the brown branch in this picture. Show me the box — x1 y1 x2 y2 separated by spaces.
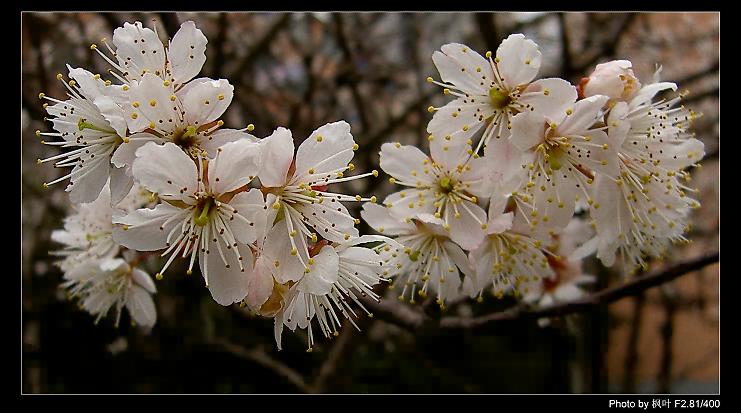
210 338 309 393
333 14 371 134
657 286 677 393
574 14 637 74
307 321 356 393
367 251 719 332
558 13 574 77
233 14 292 82
475 13 499 54
621 294 646 393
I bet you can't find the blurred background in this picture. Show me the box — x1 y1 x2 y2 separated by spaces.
21 12 719 394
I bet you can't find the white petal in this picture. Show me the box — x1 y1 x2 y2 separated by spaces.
181 78 234 126
110 166 134 205
126 285 157 327
429 130 472 174
443 240 475 279
201 128 258 157
298 200 359 243
224 188 266 245
630 82 677 108
67 66 105 101
202 243 252 306
447 200 487 250
131 268 157 294
519 78 578 121
379 142 432 185
554 284 584 302
655 138 705 170
257 127 294 187
67 157 111 204
483 135 528 195
606 101 630 147
297 245 339 295
111 132 160 170
208 139 261 194
294 121 355 183
384 189 436 222
496 34 542 89
132 142 198 202
93 95 128 137
168 21 208 86
264 221 308 284
125 73 181 133
360 203 416 235
487 211 514 234
510 111 546 151
432 48 488 96
427 98 489 142
112 22 166 82
112 202 182 251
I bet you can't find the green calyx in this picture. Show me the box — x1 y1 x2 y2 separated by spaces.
77 118 111 133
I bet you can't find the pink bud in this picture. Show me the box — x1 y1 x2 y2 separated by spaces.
582 60 641 102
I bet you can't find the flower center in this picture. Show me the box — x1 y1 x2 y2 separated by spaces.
193 195 216 226
172 125 199 149
488 87 512 109
438 175 455 194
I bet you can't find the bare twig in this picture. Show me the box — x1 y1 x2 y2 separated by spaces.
210 338 309 393
621 294 646 393
657 286 678 393
475 13 499 54
575 14 637 74
233 14 292 82
308 322 356 393
366 252 719 333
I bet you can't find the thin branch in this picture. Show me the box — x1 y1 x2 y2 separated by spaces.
210 338 309 393
333 14 371 134
657 286 677 393
475 13 499 54
575 14 637 74
308 321 356 393
366 252 719 332
621 294 646 393
558 13 574 77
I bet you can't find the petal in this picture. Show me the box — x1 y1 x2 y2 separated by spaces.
630 82 677 108
168 21 208 86
181 78 234 126
67 157 111 204
431 48 487 96
440 43 495 81
654 138 705 170
487 211 514 234
383 189 437 223
427 98 489 143
298 200 359 243
442 240 475 279
245 257 275 309
510 111 546 151
112 202 182 251
606 101 630 147
208 139 262 194
379 142 432 185
483 135 528 194
496 34 542 89
132 142 198 202
201 128 259 158
293 121 355 183
554 284 584 302
67 66 105 101
519 78 578 121
360 202 416 235
125 73 182 133
111 132 161 170
429 130 472 174
131 268 157 293
224 188 266 245
557 95 609 136
201 243 252 306
257 127 294 187
263 221 308 284
297 245 339 295
126 285 157 327
446 200 487 250
92 95 128 137
112 22 166 82
110 166 134 205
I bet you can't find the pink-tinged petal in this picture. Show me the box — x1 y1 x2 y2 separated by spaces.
168 21 208 86
131 268 157 294
446 200 487 250
201 243 253 306
125 73 182 133
294 121 355 183
496 34 542 89
112 22 166 82
208 139 261 194
263 220 309 284
245 257 275 309
379 142 432 185
510 111 546 151
201 128 258 158
110 166 134 205
360 203 415 235
126 285 157 327
557 95 609 136
257 127 294 187
432 48 487 96
519 78 577 121
132 142 198 202
181 78 234 126
112 202 182 251
297 245 339 296
224 188 265 245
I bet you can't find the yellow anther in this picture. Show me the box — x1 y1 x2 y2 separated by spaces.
427 106 435 113
122 137 130 143
352 143 359 151
485 51 492 58
155 273 163 280
272 202 281 210
290 248 298 256
566 108 573 115
149 99 157 107
316 135 323 142
308 168 315 174
216 120 224 127
131 113 138 119
247 124 255 131
132 101 140 108
163 80 171 87
372 170 379 177
443 88 450 95
426 76 433 83
389 177 396 184
122 85 129 91
90 44 97 50
217 93 225 101
170 95 177 101
543 89 550 96
344 234 351 240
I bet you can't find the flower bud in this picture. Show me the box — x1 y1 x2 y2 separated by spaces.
580 60 641 102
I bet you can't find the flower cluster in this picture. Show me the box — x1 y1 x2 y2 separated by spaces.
365 34 704 309
39 23 703 348
40 21 400 350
